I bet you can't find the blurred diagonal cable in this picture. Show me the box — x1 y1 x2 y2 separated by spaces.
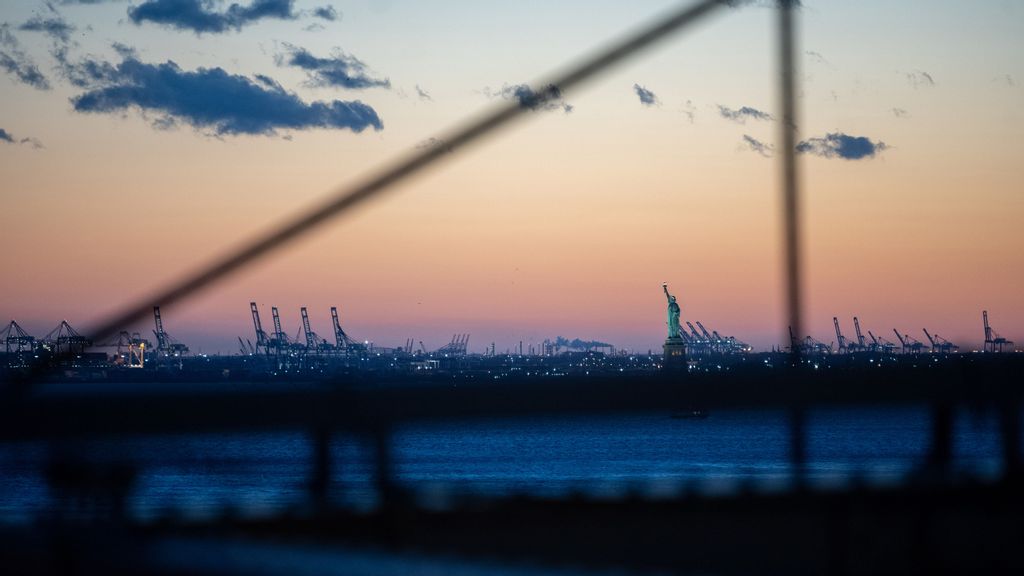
3 0 731 393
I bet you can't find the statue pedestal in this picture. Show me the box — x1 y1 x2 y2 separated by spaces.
663 337 687 373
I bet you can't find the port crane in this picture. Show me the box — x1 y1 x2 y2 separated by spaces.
922 328 958 354
983 310 1014 353
331 306 363 355
696 322 720 353
893 329 925 354
685 322 707 354
833 317 850 354
789 326 832 355
250 302 271 355
42 320 92 355
152 306 189 357
868 330 898 354
1 320 36 353
269 306 292 355
436 334 470 356
99 331 148 367
300 307 332 354
853 317 868 350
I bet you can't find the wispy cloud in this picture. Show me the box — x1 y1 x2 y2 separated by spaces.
680 99 695 123
804 50 833 69
70 56 383 136
633 83 658 106
0 24 51 90
796 132 887 160
718 104 772 123
415 84 432 101
128 0 298 34
741 134 772 157
489 83 573 114
905 70 935 89
19 13 76 44
891 107 909 119
276 44 390 90
0 127 44 149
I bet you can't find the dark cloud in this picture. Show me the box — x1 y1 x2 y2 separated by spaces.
312 5 338 21
718 104 772 123
0 25 51 90
415 84 431 101
276 44 389 90
129 0 298 34
19 14 75 44
633 83 657 106
70 56 383 136
492 83 573 114
796 132 887 160
741 134 772 157
891 107 909 118
0 128 44 149
905 70 934 89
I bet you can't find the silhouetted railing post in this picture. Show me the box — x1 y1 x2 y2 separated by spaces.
927 403 953 477
309 428 332 511
373 426 398 510
1000 398 1021 479
789 407 807 481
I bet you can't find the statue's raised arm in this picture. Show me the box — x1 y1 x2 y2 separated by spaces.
663 283 672 303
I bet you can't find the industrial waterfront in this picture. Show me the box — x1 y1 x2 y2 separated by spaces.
1 300 1017 383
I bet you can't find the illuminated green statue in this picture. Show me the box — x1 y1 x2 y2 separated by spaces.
663 283 681 340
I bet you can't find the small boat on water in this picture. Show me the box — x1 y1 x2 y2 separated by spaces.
670 408 709 420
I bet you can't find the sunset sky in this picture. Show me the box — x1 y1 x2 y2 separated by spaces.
1 0 1021 353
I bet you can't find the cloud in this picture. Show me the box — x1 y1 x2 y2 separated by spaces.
19 14 75 44
804 50 828 66
0 24 51 90
276 44 389 90
415 84 431 101
680 99 695 123
741 134 772 157
0 128 44 149
312 5 338 21
69 56 383 136
633 84 659 106
905 70 934 89
60 1 127 4
718 104 772 123
796 132 887 160
891 107 909 118
994 74 1014 87
633 83 658 106
491 83 573 114
128 0 298 34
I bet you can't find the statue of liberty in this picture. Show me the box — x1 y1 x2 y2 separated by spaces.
663 283 681 340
